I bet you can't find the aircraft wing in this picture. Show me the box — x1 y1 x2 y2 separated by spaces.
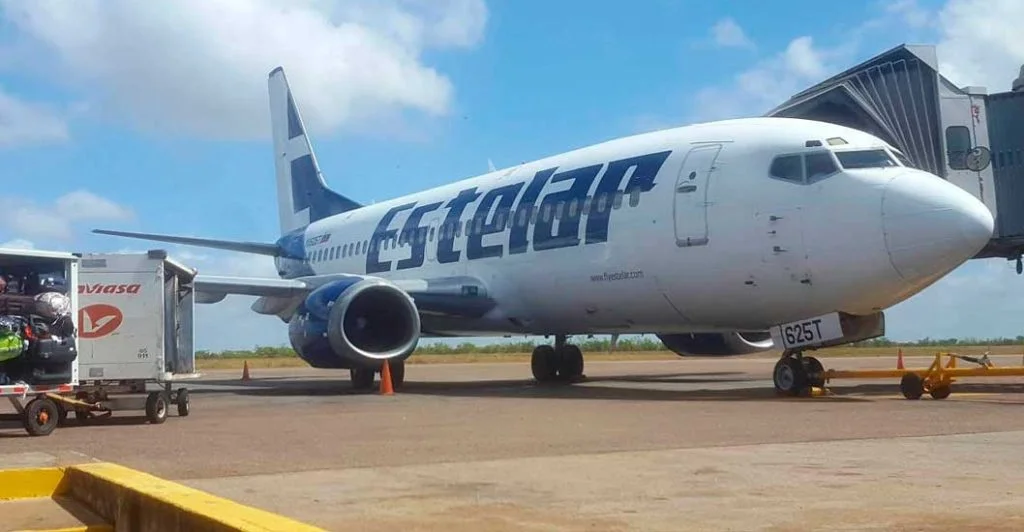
191 273 497 320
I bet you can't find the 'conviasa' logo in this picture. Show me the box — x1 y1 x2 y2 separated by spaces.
78 283 141 295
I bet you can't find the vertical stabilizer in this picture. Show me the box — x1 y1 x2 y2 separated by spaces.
268 67 361 235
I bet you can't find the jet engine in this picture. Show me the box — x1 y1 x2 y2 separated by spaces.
657 332 774 356
287 277 420 369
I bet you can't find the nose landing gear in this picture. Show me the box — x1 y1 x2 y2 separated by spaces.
773 349 825 396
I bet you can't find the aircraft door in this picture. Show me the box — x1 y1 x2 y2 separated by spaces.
674 144 722 247
425 214 440 264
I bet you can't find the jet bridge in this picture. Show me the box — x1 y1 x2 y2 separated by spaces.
766 44 1024 269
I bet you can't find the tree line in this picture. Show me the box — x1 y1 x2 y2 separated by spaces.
195 336 1024 359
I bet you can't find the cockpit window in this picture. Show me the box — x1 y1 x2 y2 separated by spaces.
769 155 803 182
834 149 899 169
804 152 838 182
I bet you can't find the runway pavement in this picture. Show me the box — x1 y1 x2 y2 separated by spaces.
2 355 1024 530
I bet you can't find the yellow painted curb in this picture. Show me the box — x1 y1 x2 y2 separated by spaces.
0 466 66 500
67 462 326 531
0 463 325 531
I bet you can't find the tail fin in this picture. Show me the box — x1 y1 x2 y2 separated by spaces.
268 67 361 235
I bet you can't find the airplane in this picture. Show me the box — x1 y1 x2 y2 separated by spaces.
93 66 995 396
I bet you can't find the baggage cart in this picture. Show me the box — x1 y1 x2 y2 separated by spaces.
71 250 200 427
0 247 81 436
0 249 201 436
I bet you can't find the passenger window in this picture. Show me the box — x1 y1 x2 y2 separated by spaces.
568 199 578 218
613 191 623 209
628 187 640 207
555 201 564 219
429 227 435 241
361 241 367 254
583 197 592 214
769 155 804 183
597 194 609 213
804 152 837 182
541 204 552 223
517 209 528 227
945 125 971 170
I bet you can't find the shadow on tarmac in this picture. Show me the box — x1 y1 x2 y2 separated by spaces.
184 369 1024 404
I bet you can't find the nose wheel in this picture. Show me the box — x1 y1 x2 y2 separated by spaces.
773 350 824 396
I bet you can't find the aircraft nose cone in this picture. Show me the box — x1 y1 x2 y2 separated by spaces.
882 171 994 282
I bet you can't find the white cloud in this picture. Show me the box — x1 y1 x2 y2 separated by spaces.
0 86 69 147
711 18 754 50
0 190 134 242
0 239 34 250
689 35 849 123
0 0 488 140
933 0 1024 91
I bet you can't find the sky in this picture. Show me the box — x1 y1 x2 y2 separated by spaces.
1 0 1024 352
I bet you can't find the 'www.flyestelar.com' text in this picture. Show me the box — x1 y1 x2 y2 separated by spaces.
590 270 644 282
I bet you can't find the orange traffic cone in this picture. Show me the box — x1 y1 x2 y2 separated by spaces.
896 348 905 370
379 360 394 395
241 360 251 381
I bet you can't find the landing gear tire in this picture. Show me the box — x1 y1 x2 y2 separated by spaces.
803 356 825 388
386 360 406 389
145 391 169 424
900 372 924 400
23 396 60 437
558 344 584 381
531 345 559 383
773 355 809 396
176 388 190 417
350 367 376 391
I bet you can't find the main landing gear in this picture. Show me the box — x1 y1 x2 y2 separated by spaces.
531 335 585 384
350 360 406 392
772 349 826 396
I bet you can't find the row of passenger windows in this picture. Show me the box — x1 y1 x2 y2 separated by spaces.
304 188 645 263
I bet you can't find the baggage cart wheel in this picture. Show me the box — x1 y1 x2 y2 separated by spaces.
23 396 60 437
145 391 169 424
74 392 92 424
55 401 69 427
176 388 190 417
929 385 952 400
900 373 924 400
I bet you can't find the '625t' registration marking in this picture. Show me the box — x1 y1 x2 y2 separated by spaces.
770 312 844 349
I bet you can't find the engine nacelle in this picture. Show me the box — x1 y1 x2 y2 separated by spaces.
287 277 420 369
658 332 775 356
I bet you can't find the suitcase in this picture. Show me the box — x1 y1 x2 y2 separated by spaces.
25 337 77 365
0 294 39 316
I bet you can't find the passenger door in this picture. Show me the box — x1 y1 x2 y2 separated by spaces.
674 144 722 247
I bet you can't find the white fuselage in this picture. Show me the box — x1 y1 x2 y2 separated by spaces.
289 117 994 337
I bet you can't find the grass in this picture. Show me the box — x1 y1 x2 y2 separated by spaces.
193 344 1024 371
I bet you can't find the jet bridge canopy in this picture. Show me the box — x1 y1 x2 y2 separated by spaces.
767 44 948 178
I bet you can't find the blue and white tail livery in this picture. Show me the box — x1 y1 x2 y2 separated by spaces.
268 67 361 234
94 66 995 395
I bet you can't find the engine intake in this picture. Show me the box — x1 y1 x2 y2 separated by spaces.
290 277 420 369
658 331 774 356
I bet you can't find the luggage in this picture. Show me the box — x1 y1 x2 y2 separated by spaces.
0 332 20 363
24 336 77 365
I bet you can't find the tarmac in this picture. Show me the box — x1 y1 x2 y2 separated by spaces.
3 355 1024 531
